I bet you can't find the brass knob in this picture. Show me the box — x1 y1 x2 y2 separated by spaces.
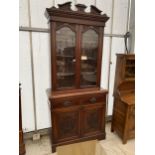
63 101 72 106
89 97 97 103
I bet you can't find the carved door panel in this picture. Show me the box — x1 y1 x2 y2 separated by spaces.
52 106 80 143
82 103 105 136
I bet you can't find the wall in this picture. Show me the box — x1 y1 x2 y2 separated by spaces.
129 0 135 52
19 0 134 132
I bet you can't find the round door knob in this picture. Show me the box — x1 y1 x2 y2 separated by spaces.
63 101 72 106
89 97 97 103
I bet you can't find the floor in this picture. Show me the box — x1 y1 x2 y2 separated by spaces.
25 123 135 155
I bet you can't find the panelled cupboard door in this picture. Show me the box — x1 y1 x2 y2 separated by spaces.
81 103 105 136
52 106 80 143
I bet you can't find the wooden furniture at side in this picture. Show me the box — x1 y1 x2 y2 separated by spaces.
111 81 135 144
111 54 135 144
19 84 26 155
46 2 109 152
113 54 135 96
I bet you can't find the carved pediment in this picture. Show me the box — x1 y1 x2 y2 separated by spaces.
58 1 72 11
75 4 87 12
46 1 109 24
46 1 108 16
90 5 102 15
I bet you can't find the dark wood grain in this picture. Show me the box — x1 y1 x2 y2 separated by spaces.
46 2 109 152
96 27 104 86
46 3 109 24
75 25 81 88
48 88 107 152
50 22 57 90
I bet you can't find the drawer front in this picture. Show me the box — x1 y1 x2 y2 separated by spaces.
80 94 106 105
51 93 106 108
51 98 79 109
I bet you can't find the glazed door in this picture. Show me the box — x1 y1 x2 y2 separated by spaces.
80 26 103 88
52 106 80 143
55 23 77 90
81 103 105 136
53 23 103 90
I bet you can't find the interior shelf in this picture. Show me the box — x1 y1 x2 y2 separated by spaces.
57 72 75 76
81 71 96 75
57 54 74 58
81 57 96 61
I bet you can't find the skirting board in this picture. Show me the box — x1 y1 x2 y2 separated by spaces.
24 115 112 140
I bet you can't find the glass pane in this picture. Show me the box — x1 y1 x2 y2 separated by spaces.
125 66 135 78
125 59 135 78
80 29 98 87
56 27 76 89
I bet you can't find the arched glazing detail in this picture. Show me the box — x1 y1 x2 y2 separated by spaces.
56 27 76 89
80 29 99 87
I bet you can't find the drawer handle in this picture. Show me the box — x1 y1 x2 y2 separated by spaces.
89 97 97 103
63 101 72 106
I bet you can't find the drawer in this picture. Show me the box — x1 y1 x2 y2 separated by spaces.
80 94 106 105
51 98 79 109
